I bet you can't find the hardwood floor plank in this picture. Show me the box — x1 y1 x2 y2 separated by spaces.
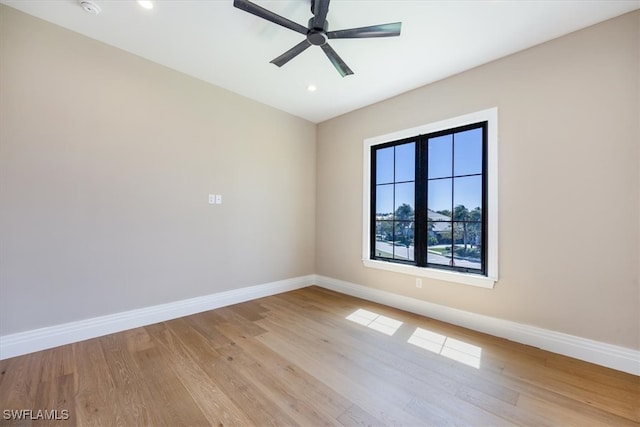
130 344 211 426
195 344 302 427
296 287 640 423
0 352 42 422
0 358 10 389
215 341 340 426
256 317 433 426
226 300 269 322
336 404 386 427
33 374 76 427
516 393 623 427
37 346 74 385
262 291 521 407
212 320 352 419
502 361 638 421
182 310 236 349
544 352 640 392
257 308 513 426
148 320 300 426
403 396 516 427
145 320 216 368
481 368 640 427
210 306 268 337
72 339 123 427
146 320 254 426
98 333 162 426
122 327 155 354
454 385 556 426
1 286 637 426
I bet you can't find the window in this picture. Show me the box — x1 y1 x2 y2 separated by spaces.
372 123 485 273
363 109 497 288
373 140 416 263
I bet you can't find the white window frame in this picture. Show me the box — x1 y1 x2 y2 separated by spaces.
362 108 498 289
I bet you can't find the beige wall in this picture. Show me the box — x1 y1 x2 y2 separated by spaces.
317 11 640 350
0 6 316 335
1 4 638 352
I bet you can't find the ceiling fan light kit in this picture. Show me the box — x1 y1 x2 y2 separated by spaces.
233 0 402 77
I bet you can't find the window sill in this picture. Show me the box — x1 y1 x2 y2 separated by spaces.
362 259 496 289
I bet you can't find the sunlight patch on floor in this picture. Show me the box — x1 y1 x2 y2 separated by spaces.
345 309 403 336
408 327 482 368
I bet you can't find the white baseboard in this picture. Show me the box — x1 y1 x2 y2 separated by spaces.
313 275 640 376
3 273 638 376
0 275 313 360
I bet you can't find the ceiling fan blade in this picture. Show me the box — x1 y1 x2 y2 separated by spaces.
311 0 330 29
270 40 312 67
233 0 308 35
327 22 402 39
320 43 353 77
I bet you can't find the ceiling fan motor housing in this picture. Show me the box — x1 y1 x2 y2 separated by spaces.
307 18 328 45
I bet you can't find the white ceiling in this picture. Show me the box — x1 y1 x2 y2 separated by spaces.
2 0 639 123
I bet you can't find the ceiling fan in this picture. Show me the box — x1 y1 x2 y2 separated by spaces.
233 0 402 77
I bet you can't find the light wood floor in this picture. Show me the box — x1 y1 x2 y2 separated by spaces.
1 286 638 426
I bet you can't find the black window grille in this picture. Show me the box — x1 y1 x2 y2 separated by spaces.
370 122 487 275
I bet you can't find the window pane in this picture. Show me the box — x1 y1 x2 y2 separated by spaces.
394 221 414 261
428 135 452 179
467 207 482 223
428 220 452 237
395 142 415 182
453 175 482 218
394 182 414 219
376 147 394 184
376 184 394 219
428 178 452 214
427 221 451 247
375 221 394 259
452 222 481 270
454 128 483 176
427 210 451 222
427 221 452 267
466 221 482 248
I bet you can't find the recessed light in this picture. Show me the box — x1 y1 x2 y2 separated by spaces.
137 0 153 10
79 1 101 15
307 84 317 92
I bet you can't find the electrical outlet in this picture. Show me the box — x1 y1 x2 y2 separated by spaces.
208 194 215 204
416 278 422 288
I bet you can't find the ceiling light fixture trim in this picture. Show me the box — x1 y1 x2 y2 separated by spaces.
79 1 101 15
